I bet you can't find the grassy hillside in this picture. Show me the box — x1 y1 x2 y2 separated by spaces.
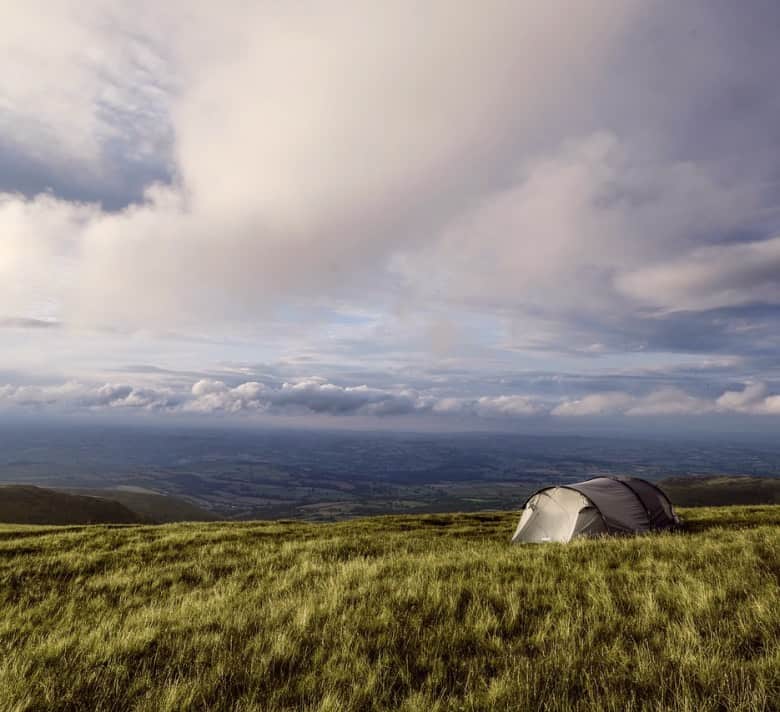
0 485 141 525
0 485 216 525
659 475 780 507
1 507 778 711
59 488 218 523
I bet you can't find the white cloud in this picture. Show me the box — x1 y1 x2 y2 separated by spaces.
715 382 768 412
0 381 178 410
715 382 780 415
431 395 543 418
0 1 642 329
552 388 713 417
553 383 780 418
551 392 634 417
0 1 174 182
184 378 425 417
397 132 760 321
617 236 780 311
1 2 780 419
0 194 97 319
473 395 545 418
2 377 780 420
185 380 268 414
624 388 712 417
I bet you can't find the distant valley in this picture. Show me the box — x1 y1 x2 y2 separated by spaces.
1 424 779 522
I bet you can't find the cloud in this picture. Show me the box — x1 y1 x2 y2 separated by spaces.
397 130 766 340
0 1 642 328
551 392 635 417
617 236 780 311
715 382 780 415
624 388 712 417
0 1 175 205
0 317 60 329
0 381 179 410
552 388 713 417
431 395 543 418
3 376 780 422
473 396 545 418
2 2 780 420
552 383 780 418
185 378 425 417
0 377 554 418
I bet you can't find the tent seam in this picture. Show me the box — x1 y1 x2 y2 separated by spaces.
610 477 653 527
624 476 677 520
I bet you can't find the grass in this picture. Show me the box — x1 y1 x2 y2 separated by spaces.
0 506 779 711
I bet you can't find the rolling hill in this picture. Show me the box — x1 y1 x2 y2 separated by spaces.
59 488 218 523
0 505 778 710
0 485 216 525
659 475 780 506
0 485 141 525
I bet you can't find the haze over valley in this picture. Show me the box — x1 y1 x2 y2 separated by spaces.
1 424 778 520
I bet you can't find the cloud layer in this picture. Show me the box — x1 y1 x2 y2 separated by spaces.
2 2 780 426
3 377 779 422
0 1 643 327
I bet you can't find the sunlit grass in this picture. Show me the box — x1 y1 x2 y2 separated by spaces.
1 506 779 711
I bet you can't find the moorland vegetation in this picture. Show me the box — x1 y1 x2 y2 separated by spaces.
1 506 778 710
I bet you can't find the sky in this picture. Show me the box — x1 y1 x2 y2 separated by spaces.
1 1 780 432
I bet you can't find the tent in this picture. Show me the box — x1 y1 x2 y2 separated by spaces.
511 476 679 543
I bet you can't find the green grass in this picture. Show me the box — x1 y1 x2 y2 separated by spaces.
1 507 779 711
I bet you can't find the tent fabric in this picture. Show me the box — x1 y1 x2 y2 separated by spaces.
616 476 676 529
565 477 650 533
511 488 607 543
512 476 678 544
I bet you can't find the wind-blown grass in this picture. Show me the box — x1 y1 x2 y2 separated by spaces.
1 506 779 711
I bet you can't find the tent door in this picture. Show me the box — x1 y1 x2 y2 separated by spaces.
571 506 607 539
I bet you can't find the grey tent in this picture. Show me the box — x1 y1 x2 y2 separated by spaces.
512 476 679 543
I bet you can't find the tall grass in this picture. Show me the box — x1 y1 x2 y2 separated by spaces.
1 506 779 711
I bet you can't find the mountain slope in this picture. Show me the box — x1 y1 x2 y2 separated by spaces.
0 485 217 525
659 475 780 506
60 488 218 523
0 485 141 524
0 506 778 711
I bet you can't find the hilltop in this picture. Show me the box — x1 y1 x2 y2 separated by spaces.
0 505 778 711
